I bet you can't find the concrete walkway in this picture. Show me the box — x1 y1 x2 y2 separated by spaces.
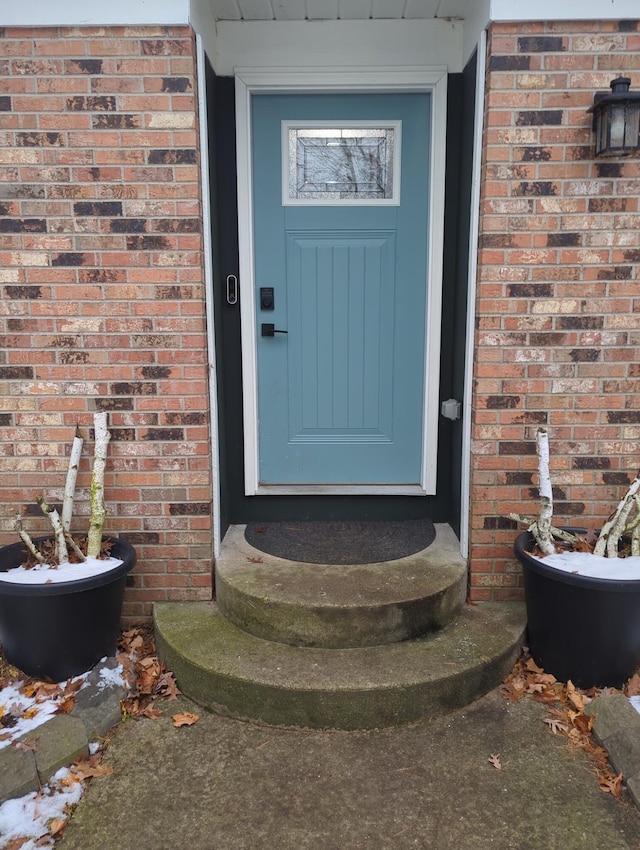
58 689 640 850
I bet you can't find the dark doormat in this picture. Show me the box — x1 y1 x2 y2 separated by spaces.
244 519 436 565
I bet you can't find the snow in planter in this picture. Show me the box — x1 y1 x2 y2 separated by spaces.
0 555 124 585
536 551 640 581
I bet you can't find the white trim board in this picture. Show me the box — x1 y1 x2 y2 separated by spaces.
0 0 190 26
489 0 640 21
460 31 486 562
235 66 448 497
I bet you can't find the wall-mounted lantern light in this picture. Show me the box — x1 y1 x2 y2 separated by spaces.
588 76 640 157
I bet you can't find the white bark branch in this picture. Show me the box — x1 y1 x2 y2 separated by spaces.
36 496 68 563
632 506 640 557
61 428 83 533
507 513 582 546
87 411 110 558
535 429 556 556
13 513 46 565
593 477 640 557
64 531 86 562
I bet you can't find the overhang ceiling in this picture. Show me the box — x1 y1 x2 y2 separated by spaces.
207 0 469 21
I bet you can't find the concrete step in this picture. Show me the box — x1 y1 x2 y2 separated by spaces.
215 524 467 648
154 600 526 730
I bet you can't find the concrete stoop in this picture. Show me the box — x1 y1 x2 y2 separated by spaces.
154 524 526 730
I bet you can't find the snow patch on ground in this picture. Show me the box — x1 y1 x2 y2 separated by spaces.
0 555 123 584
94 661 127 691
0 767 84 849
0 661 125 751
0 681 61 751
540 550 640 581
0 659 126 846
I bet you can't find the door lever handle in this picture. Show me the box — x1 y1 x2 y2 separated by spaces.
261 323 288 337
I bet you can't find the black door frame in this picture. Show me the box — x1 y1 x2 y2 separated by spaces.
206 62 474 533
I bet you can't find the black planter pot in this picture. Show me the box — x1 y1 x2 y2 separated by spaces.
0 537 136 682
515 530 640 688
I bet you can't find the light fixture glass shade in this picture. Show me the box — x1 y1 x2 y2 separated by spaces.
589 77 640 156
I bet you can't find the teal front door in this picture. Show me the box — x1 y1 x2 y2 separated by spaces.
252 93 431 488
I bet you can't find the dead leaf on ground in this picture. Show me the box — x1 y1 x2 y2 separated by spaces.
172 711 199 727
566 680 588 712
599 772 623 798
56 697 76 715
626 673 640 697
70 759 115 781
121 629 145 651
5 838 30 850
12 737 39 753
155 671 181 700
23 681 61 701
48 817 67 836
570 712 594 735
488 753 502 770
543 716 569 735
57 771 82 789
502 650 638 802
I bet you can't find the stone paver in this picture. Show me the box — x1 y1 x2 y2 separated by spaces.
0 657 126 803
586 693 640 809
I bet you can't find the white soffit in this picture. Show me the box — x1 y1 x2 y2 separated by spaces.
215 19 464 74
208 0 469 20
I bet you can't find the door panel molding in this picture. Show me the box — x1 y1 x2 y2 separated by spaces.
235 66 448 496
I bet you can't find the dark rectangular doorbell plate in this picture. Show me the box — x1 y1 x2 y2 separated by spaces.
260 287 274 310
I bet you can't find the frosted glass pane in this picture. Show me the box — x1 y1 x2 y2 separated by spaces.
288 127 395 201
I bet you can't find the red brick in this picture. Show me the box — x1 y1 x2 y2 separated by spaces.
468 20 640 599
0 25 209 618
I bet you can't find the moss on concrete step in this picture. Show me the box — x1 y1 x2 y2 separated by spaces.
154 601 526 730
216 524 467 648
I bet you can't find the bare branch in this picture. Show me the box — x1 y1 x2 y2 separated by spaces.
87 412 110 558
64 531 87 562
36 496 68 563
61 427 83 533
506 513 582 546
593 477 640 557
13 513 46 565
535 429 556 556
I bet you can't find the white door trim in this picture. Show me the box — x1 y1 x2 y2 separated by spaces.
235 66 448 496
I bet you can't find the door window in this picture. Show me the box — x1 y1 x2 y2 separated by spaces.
283 121 401 205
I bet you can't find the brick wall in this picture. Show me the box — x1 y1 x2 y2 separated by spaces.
469 20 640 600
0 25 213 619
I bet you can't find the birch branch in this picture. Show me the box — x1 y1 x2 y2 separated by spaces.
535 428 557 556
632 501 640 557
87 411 110 558
593 476 640 557
13 513 46 565
61 427 83 533
64 531 86 562
506 514 582 546
36 496 68 563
